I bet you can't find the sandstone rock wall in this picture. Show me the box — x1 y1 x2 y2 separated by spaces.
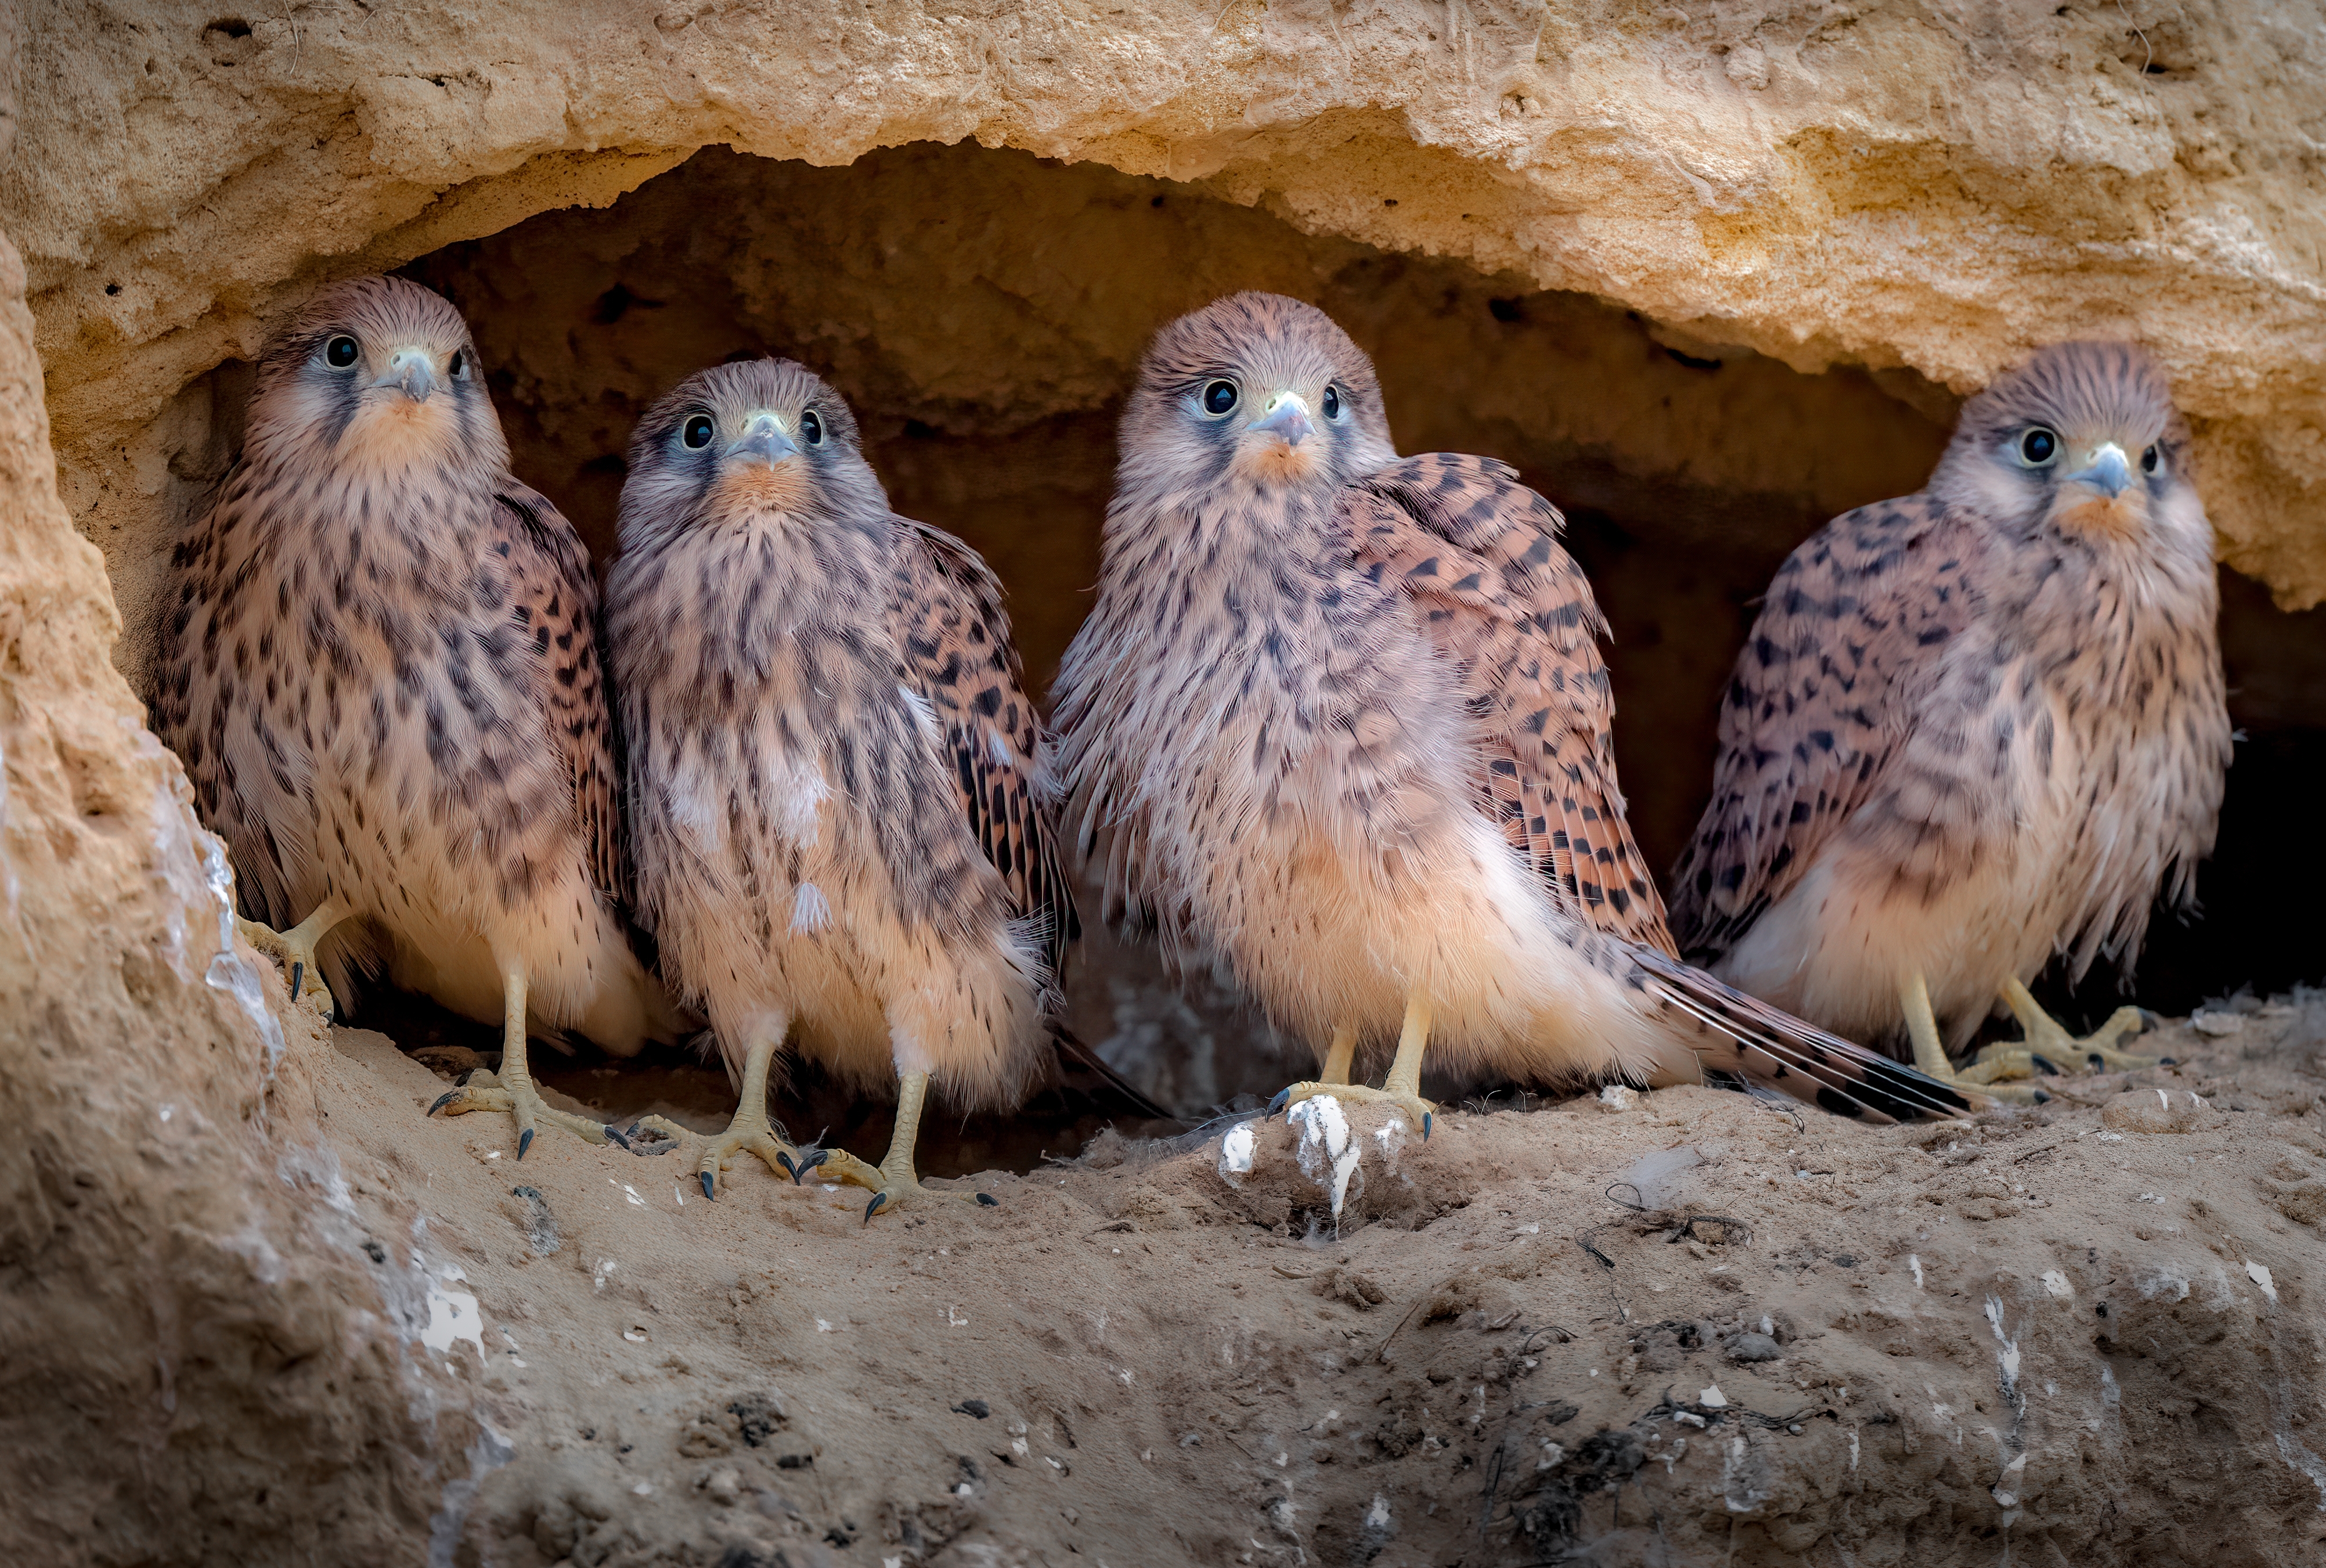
0 16 482 1563
12 0 2326 636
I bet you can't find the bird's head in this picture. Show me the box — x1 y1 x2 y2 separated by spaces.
1932 341 2201 549
622 358 883 538
1121 293 1396 500
249 276 504 478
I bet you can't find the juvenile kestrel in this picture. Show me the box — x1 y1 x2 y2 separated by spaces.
1670 341 2229 1097
605 359 1127 1219
1046 293 1978 1133
154 275 683 1154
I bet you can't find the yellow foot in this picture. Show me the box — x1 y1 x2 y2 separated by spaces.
814 1147 999 1223
1981 985 2160 1079
625 1111 813 1201
429 1068 624 1158
1902 971 2049 1106
236 913 339 1019
1268 1082 1438 1141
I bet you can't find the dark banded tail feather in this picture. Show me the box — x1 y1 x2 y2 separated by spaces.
1629 945 1985 1123
1046 1021 1175 1124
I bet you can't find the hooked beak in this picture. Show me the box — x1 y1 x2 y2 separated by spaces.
725 412 798 468
370 348 439 404
1247 391 1316 449
2063 441 2133 499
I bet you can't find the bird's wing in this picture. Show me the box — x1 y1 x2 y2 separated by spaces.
491 481 623 902
1343 452 1673 951
1667 493 1978 963
888 517 1079 981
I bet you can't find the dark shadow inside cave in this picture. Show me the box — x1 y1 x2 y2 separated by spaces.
163 142 2326 1163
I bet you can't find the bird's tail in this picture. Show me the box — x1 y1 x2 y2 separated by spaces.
1044 1021 1177 1124
1627 944 1985 1123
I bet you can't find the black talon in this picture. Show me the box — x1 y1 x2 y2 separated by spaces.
288 960 304 1001
2086 1052 2107 1072
1422 1111 1433 1141
701 1170 716 1202
2030 1053 2062 1076
428 1090 458 1117
2158 1057 2177 1067
864 1193 888 1224
2031 1089 2051 1105
1265 1089 1291 1118
604 1123 630 1151
517 1127 534 1160
976 1192 999 1208
782 1148 829 1185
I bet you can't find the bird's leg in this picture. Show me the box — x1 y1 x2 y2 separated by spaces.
1973 976 2158 1077
428 967 625 1156
638 1027 813 1200
815 1070 999 1222
1898 971 2046 1105
1319 1023 1357 1086
236 893 352 1019
1268 993 1440 1139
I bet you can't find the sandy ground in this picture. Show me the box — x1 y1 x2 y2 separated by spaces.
294 989 2326 1568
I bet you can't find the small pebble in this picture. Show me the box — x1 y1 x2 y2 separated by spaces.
1729 1332 1783 1363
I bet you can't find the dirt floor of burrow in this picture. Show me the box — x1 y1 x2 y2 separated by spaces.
294 988 2326 1568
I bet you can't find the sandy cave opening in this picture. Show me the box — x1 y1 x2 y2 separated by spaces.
116 141 2326 1170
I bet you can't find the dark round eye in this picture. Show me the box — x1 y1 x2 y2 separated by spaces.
801 409 824 446
448 349 467 379
2141 444 2160 474
1202 380 1239 416
2019 427 2058 466
1322 385 1342 420
681 414 716 450
324 336 359 369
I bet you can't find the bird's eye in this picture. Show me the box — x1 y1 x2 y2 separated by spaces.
448 349 467 379
681 413 716 450
324 336 359 369
801 409 824 446
1202 380 1239 417
2018 427 2058 466
2141 444 2160 474
1322 384 1343 420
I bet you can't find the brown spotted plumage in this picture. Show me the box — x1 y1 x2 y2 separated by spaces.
1048 292 1977 1131
153 275 683 1155
605 358 1141 1219
1671 341 2230 1093
1346 455 1670 952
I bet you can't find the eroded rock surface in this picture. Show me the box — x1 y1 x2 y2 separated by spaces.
12 0 2326 615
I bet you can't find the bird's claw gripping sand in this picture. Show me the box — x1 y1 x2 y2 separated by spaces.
427 972 623 1156
1272 997 1437 1139
624 1111 809 1201
431 1070 623 1156
236 902 348 1020
629 1036 812 1199
1978 979 2162 1076
1899 972 2051 1105
812 1071 1000 1221
1270 1081 1437 1142
814 1145 1000 1222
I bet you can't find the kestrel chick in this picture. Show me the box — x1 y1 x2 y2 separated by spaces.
1048 293 1978 1134
606 359 1090 1219
154 275 684 1154
1671 341 2229 1097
